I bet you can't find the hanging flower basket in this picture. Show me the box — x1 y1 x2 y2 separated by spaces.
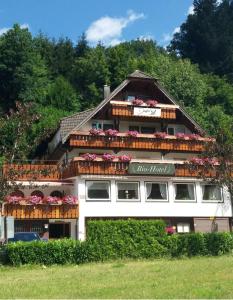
104 129 119 137
118 155 132 162
89 128 103 136
5 196 22 204
154 132 167 139
62 195 78 205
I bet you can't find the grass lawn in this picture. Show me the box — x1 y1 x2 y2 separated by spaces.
1 256 233 299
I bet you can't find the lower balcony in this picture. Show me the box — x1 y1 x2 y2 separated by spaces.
3 204 79 219
3 163 60 181
62 158 215 178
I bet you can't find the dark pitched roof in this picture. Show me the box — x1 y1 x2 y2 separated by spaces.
60 108 94 142
128 70 157 80
58 70 204 143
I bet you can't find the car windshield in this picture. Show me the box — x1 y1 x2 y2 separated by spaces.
12 233 40 242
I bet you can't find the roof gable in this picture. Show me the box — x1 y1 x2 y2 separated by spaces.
61 70 204 143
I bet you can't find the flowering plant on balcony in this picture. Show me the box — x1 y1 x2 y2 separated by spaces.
189 157 218 166
154 132 167 139
102 153 115 161
81 153 97 161
118 155 132 162
89 128 103 136
45 196 60 204
5 195 22 204
188 134 201 140
104 129 119 137
28 195 42 205
146 100 158 107
127 130 139 137
175 133 186 140
132 99 144 106
63 195 78 205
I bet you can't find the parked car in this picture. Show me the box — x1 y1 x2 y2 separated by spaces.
8 232 41 243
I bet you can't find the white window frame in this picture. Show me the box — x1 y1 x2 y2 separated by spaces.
145 182 169 202
85 180 111 202
167 125 186 135
91 120 114 130
116 181 140 202
173 182 196 203
201 184 223 203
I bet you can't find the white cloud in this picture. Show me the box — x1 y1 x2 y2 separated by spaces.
0 23 30 36
160 26 180 46
86 10 145 46
187 5 194 15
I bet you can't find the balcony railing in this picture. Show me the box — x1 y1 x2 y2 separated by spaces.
3 204 79 219
69 132 209 153
62 158 214 178
2 162 60 181
110 101 177 120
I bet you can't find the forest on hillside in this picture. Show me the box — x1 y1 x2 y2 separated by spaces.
0 0 232 160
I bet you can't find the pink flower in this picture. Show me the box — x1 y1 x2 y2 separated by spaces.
28 195 42 205
175 133 186 139
154 132 167 139
188 134 201 140
45 196 59 204
89 128 103 136
118 155 132 162
5 196 22 204
146 100 158 107
132 99 144 106
102 153 115 161
127 130 139 137
81 153 97 161
104 129 119 137
63 195 78 205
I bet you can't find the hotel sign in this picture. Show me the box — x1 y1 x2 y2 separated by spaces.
133 107 161 117
128 163 175 176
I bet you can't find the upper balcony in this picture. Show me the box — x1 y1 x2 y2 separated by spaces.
69 131 211 153
110 100 178 120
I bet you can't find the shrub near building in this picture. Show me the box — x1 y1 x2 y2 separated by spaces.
5 220 233 265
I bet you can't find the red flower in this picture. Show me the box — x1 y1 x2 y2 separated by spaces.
81 153 97 161
132 99 144 106
127 130 139 137
89 128 103 136
104 129 119 137
118 155 132 162
154 132 167 139
146 100 158 107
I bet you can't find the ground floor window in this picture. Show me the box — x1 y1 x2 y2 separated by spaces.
201 184 222 202
86 181 110 201
174 183 195 201
145 182 168 201
117 182 140 201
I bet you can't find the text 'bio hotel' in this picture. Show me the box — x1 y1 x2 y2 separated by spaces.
2 71 231 240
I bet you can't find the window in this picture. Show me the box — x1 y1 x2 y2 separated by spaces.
92 121 114 130
117 182 140 201
86 181 110 201
31 190 44 198
201 185 222 202
174 183 195 201
50 190 63 198
145 182 168 201
103 123 114 131
10 190 24 197
177 223 190 233
129 126 140 132
141 127 155 134
167 125 186 135
126 95 135 102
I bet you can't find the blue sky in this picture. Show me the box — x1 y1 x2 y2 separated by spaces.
0 0 194 46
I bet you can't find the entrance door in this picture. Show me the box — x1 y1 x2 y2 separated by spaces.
49 223 70 239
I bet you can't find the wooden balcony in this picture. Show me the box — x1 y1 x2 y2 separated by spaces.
62 159 213 178
69 132 208 153
110 101 177 120
3 204 79 219
3 163 60 181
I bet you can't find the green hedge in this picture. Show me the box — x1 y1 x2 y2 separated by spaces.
5 220 233 266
